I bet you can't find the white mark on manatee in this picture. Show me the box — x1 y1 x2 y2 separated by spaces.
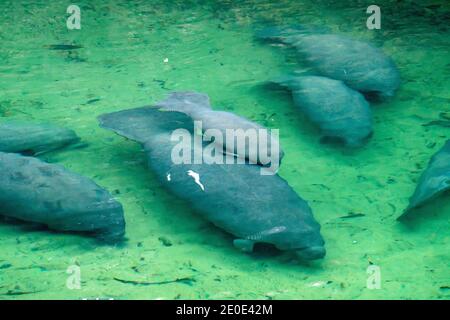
166 173 171 181
246 226 286 241
187 170 205 191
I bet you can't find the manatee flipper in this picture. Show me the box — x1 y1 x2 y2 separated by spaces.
233 239 256 253
399 140 450 219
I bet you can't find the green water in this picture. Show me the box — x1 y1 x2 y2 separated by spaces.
0 0 449 299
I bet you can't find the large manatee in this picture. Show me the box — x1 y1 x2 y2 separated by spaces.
273 75 373 147
258 27 401 99
400 140 450 218
0 121 81 155
0 152 125 241
155 92 283 171
98 106 325 261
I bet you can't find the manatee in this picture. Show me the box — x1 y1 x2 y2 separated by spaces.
155 92 283 171
400 140 450 218
0 152 125 242
98 106 325 260
258 27 401 99
0 121 81 155
273 75 373 147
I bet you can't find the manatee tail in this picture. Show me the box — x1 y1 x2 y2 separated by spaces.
98 107 193 144
154 92 211 116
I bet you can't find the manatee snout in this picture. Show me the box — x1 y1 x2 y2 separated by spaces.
292 225 325 261
295 246 326 261
345 130 374 148
274 223 326 261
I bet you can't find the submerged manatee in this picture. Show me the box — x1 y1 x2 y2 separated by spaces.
400 140 450 218
0 152 125 241
98 107 325 261
273 75 373 147
155 92 283 170
258 27 401 99
0 121 81 155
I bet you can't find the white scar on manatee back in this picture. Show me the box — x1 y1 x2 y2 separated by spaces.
187 170 205 191
166 169 206 191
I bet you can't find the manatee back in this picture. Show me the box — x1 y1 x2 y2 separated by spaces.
293 34 400 97
0 152 125 241
100 106 323 251
258 27 400 97
144 133 323 252
275 75 373 147
0 121 80 155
